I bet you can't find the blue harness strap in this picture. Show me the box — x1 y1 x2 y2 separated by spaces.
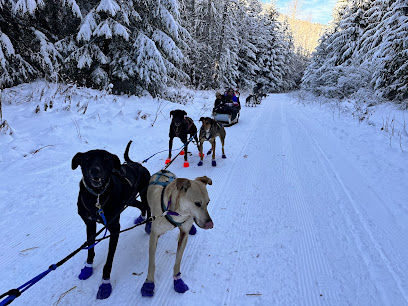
149 170 176 186
149 170 183 227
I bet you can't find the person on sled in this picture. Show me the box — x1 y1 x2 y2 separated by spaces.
213 88 240 122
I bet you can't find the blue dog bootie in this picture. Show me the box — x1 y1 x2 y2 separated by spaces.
198 160 203 166
134 214 146 225
97 279 112 299
78 263 93 280
145 222 152 234
173 272 189 293
222 154 227 159
141 281 155 297
189 225 197 235
212 160 217 167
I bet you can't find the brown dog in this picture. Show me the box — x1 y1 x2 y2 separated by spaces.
198 117 226 167
140 170 214 297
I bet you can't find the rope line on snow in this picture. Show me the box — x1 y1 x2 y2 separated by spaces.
142 130 199 164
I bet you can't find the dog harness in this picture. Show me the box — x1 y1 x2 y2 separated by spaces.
149 170 185 227
200 121 223 141
172 117 194 137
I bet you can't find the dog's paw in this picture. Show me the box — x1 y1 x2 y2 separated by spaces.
174 273 189 293
222 154 227 159
145 222 152 234
206 150 212 155
97 280 112 299
189 224 197 235
212 160 217 167
134 214 146 225
141 281 155 297
78 265 93 280
197 160 203 166
183 161 189 168
165 159 171 164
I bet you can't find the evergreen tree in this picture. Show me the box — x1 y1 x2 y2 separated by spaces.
371 0 408 101
236 0 263 90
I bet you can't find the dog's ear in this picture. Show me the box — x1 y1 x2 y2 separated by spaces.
170 110 175 117
199 117 205 123
72 152 83 170
176 178 191 192
111 154 121 170
182 110 187 117
196 176 212 186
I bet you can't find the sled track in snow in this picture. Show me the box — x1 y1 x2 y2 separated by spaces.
290 109 408 304
278 101 340 305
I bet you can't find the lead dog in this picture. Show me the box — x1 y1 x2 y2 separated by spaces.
245 94 257 107
141 170 214 297
198 117 226 167
72 141 151 299
167 110 199 168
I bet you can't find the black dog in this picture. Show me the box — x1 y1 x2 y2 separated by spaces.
72 141 151 299
167 109 199 167
245 95 257 107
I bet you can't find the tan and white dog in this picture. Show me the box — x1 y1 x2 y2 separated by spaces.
141 170 214 297
198 117 227 167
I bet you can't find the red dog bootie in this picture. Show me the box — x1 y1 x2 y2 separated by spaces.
165 159 171 164
180 150 185 155
183 161 189 168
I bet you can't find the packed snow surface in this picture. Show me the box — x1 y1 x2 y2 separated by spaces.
1 83 408 305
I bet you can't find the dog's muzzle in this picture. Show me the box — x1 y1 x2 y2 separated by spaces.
204 221 214 229
194 218 214 230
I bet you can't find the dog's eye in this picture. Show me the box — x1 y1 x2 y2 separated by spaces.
194 202 201 207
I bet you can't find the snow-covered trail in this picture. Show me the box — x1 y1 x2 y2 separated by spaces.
1 93 408 305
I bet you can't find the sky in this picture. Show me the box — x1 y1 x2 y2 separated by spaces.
263 0 338 24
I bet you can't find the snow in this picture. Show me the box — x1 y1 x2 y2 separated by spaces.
1 82 408 305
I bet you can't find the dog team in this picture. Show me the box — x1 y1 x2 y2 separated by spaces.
72 106 227 299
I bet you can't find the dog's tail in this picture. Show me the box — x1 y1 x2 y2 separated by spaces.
124 140 134 163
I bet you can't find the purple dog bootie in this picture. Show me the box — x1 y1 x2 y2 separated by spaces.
212 160 217 167
134 214 146 225
141 281 155 297
97 279 112 299
145 222 151 234
222 154 227 159
78 263 93 280
189 225 197 235
198 160 203 166
173 272 189 293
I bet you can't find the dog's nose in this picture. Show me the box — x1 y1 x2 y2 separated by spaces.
90 167 102 177
204 221 213 229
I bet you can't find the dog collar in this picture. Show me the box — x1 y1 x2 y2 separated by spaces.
160 187 186 227
81 177 111 197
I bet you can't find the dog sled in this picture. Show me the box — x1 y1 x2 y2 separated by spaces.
212 88 241 126
213 105 240 126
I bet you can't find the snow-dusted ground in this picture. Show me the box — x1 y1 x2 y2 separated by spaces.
1 83 408 305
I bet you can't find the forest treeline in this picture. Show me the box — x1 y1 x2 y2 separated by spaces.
1 0 407 106
0 0 306 96
302 0 408 105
